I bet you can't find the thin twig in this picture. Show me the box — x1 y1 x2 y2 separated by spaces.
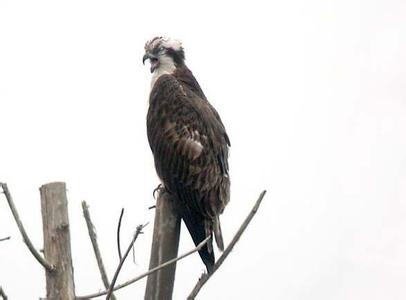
76 235 211 299
0 286 8 300
0 236 11 242
0 183 54 271
77 190 265 299
187 190 267 300
106 222 149 300
82 201 116 300
117 208 124 261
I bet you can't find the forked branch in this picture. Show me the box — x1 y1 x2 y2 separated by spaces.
76 236 211 299
106 223 149 300
0 183 54 271
77 190 265 299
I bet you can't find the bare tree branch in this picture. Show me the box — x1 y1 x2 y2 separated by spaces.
40 182 75 299
81 201 116 300
117 208 124 261
77 190 265 299
0 182 54 271
0 286 8 300
76 236 211 299
106 222 149 300
0 236 11 242
145 188 180 300
187 190 267 300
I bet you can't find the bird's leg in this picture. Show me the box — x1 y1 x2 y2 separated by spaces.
149 184 165 209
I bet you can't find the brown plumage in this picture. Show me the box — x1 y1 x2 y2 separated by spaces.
144 37 230 273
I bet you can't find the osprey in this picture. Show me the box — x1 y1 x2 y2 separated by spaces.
143 37 230 272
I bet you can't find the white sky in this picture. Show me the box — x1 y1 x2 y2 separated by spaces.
1 0 406 299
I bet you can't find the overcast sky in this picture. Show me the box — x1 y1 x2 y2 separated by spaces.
1 0 406 299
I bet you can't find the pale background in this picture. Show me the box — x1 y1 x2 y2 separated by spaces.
1 0 406 299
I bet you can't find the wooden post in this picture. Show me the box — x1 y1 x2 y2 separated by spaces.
145 189 181 300
40 182 75 299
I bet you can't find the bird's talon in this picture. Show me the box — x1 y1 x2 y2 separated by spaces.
153 184 164 199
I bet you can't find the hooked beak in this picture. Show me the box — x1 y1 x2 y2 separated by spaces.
143 53 159 73
142 53 150 65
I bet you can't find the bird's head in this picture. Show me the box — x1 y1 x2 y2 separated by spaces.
143 36 185 73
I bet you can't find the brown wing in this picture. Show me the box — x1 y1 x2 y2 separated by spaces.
173 65 230 177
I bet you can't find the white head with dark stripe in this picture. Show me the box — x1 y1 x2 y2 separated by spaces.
143 37 185 85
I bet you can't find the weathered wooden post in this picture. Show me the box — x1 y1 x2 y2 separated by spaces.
145 189 181 300
40 182 75 299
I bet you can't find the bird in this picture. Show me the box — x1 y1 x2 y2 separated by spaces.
143 36 230 273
